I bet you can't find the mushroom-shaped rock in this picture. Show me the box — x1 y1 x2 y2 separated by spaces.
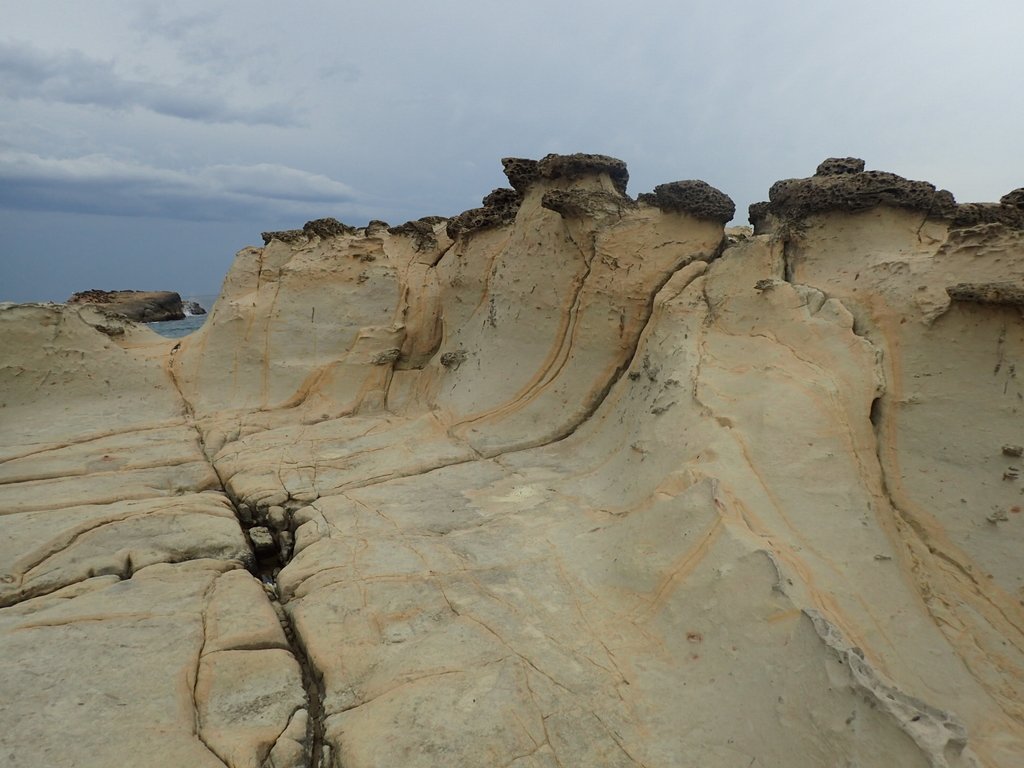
765 170 958 220
536 153 630 196
638 180 736 224
755 160 1024 231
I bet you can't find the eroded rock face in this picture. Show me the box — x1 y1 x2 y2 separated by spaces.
3 154 1023 767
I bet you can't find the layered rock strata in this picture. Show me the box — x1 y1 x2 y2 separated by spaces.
2 155 1022 767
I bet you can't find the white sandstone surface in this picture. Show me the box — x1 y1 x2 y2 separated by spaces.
1 155 1022 766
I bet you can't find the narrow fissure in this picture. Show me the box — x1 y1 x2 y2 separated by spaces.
244 500 329 766
233 498 329 767
166 344 328 768
268 575 328 768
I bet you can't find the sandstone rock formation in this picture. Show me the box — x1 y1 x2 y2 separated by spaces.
2 155 1022 767
67 288 189 322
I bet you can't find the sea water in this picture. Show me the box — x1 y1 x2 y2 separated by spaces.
146 294 218 339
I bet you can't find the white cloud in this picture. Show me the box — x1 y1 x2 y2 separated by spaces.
0 40 297 126
201 164 358 202
0 151 360 220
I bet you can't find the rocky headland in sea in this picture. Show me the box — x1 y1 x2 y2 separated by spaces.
66 288 207 323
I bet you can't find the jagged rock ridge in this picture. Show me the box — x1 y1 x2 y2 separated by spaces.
1 155 1023 768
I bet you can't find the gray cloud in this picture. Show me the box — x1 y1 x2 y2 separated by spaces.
0 40 297 126
0 151 360 220
137 7 222 42
3 0 1023 305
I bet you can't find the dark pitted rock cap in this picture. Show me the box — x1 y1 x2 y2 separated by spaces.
541 189 632 219
947 282 1024 306
815 157 866 176
764 166 958 221
950 202 1024 229
481 188 521 209
501 158 540 194
637 180 735 224
748 201 772 230
261 228 306 245
536 153 629 196
67 289 123 305
387 217 442 251
446 187 523 239
261 217 355 244
364 220 390 235
757 162 1024 231
304 217 354 239
1000 188 1024 210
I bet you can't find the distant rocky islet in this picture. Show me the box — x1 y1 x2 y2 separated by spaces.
66 288 207 322
65 288 209 337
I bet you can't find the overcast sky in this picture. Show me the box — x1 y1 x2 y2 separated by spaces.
2 0 1022 303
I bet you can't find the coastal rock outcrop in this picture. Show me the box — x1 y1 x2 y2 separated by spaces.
2 155 1023 767
67 288 189 322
